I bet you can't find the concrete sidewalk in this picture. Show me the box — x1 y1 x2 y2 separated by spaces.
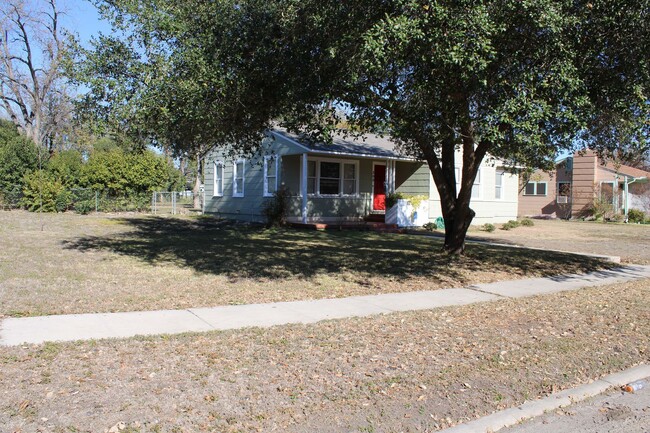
1 265 649 346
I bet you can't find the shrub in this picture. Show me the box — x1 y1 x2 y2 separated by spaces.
589 197 616 221
482 223 496 232
627 209 645 224
21 171 70 212
422 222 436 232
501 220 520 230
47 150 83 187
263 186 291 227
80 149 180 196
520 218 534 226
74 200 95 215
385 192 404 209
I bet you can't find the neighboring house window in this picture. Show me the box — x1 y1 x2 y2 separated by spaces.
263 156 278 197
307 158 359 196
213 161 224 197
454 167 482 199
557 182 571 203
600 181 615 204
233 159 245 197
524 181 547 196
495 170 504 200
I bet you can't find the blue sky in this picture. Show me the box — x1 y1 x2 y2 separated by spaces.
63 1 112 46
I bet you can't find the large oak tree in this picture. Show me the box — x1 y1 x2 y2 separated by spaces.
81 0 649 253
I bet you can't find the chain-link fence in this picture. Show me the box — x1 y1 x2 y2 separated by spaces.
1 184 163 214
152 191 203 215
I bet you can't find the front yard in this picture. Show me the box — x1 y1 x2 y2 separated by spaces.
468 218 650 265
0 211 610 318
1 279 647 432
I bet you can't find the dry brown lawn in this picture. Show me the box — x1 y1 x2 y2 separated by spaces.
0 280 647 433
467 219 650 265
0 211 609 318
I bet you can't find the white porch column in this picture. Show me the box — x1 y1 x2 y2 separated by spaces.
301 153 308 223
386 160 396 194
623 176 630 216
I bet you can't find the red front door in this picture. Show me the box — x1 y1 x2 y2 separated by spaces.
373 164 386 211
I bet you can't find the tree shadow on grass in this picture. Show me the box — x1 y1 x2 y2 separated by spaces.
62 217 611 283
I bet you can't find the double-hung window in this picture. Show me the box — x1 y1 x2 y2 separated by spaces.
263 156 278 197
524 181 547 196
213 161 224 197
494 170 504 200
600 181 615 204
343 163 356 195
307 159 358 196
319 161 340 195
557 182 571 203
233 159 245 197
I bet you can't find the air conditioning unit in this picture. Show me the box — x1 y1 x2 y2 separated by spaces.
557 196 569 204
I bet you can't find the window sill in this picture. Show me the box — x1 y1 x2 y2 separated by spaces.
308 194 360 199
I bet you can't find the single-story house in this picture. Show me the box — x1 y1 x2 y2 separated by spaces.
203 129 519 225
518 150 650 219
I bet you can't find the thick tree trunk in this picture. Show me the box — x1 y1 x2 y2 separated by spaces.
420 117 490 255
443 207 476 254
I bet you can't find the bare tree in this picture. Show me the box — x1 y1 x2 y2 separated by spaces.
0 0 72 149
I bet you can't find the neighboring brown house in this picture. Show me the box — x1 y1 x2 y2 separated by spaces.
518 151 650 219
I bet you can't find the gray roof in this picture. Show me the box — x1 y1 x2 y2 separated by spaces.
271 128 416 160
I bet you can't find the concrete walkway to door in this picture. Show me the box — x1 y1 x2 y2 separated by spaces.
1 265 649 346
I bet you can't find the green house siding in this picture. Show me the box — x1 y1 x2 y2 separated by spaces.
288 195 372 220
204 156 268 222
395 162 429 196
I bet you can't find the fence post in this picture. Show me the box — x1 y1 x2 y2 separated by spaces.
172 193 176 215
95 191 99 213
152 192 156 214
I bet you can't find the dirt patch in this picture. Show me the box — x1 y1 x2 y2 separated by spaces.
0 279 648 432
0 211 608 317
467 219 650 265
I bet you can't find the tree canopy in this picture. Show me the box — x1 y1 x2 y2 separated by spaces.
81 0 649 252
0 0 76 150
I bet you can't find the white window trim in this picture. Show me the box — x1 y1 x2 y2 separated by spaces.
307 157 360 198
524 181 548 196
263 155 278 197
213 160 224 197
233 159 245 198
494 169 504 200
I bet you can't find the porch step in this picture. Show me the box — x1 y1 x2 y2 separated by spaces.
363 213 385 223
